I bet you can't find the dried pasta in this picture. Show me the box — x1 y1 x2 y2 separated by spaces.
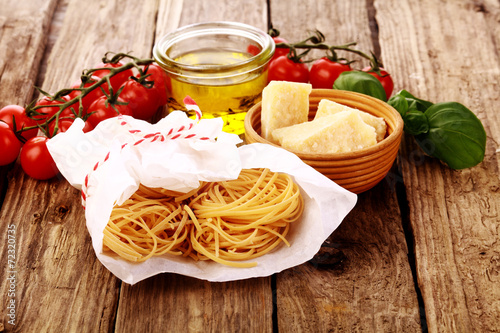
102 168 304 267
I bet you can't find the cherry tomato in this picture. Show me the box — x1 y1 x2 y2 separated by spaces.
60 92 85 118
119 79 159 120
362 66 394 99
309 58 351 89
0 105 38 141
32 96 68 125
0 121 22 166
86 96 133 127
246 44 261 56
93 61 134 93
267 55 309 83
82 120 94 133
59 102 81 119
20 136 59 180
271 37 290 63
48 117 94 137
68 75 106 112
48 118 74 137
142 63 169 106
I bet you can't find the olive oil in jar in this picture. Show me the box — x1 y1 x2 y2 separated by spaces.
153 22 275 135
168 49 269 135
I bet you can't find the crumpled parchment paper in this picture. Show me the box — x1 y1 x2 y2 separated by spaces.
47 111 357 284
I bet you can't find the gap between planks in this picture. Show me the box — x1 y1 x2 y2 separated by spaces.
366 1 427 331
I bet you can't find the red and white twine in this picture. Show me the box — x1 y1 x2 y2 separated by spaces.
80 96 209 208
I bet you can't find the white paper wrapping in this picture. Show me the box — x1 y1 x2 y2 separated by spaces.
47 111 357 284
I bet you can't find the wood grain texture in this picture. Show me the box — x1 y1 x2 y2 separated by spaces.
0 0 57 207
270 0 375 68
0 168 120 332
0 0 159 331
115 274 272 333
276 180 421 332
155 0 270 47
375 0 500 331
270 0 421 331
175 0 268 31
41 0 158 92
113 1 274 332
0 0 58 107
36 0 71 89
0 0 59 331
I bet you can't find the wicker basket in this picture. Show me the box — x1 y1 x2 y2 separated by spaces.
244 89 404 194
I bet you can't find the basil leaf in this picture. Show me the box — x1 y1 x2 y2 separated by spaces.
333 71 387 101
389 90 430 135
403 110 429 136
388 94 409 117
415 102 486 169
388 90 433 115
397 90 433 111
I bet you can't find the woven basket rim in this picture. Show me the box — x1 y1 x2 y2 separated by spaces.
244 89 404 160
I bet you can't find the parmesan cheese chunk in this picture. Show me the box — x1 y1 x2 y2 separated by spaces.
315 99 387 142
272 110 378 154
261 81 312 143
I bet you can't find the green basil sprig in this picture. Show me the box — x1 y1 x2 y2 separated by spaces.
333 71 387 102
388 90 431 135
388 90 486 169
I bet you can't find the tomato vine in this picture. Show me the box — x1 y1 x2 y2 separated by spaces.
0 52 169 179
20 52 158 138
267 28 393 96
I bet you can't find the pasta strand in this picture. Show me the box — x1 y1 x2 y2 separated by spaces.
102 169 304 267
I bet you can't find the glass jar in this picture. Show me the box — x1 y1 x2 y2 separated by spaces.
153 21 275 135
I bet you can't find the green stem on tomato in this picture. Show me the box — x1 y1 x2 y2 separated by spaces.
272 29 383 68
21 54 155 136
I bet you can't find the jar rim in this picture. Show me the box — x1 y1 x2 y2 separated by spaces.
153 21 275 75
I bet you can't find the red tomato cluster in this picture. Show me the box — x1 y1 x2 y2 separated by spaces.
309 58 351 89
0 60 170 180
0 121 21 166
267 37 394 99
361 66 394 101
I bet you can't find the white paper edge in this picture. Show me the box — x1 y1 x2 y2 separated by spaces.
93 143 357 284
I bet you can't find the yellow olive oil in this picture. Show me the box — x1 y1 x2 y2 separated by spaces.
167 49 268 135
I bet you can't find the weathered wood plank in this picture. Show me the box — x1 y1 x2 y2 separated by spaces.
0 0 58 331
116 274 273 333
113 1 274 332
36 0 71 89
0 0 58 108
0 0 159 331
375 0 500 331
173 0 268 31
277 181 422 332
270 0 375 68
41 0 158 92
0 0 58 212
0 170 120 332
269 0 421 331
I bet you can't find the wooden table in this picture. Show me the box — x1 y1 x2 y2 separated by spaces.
1 0 499 332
